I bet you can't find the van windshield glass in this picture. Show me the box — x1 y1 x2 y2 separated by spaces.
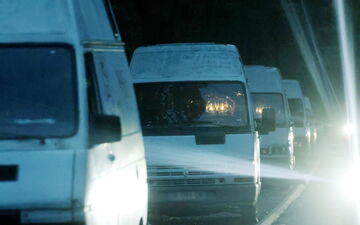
134 81 250 135
0 45 77 138
288 98 305 127
252 93 287 127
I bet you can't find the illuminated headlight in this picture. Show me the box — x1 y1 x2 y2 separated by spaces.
206 100 234 114
255 107 263 115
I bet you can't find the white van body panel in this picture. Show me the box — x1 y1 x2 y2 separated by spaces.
144 134 256 166
304 96 317 143
282 80 310 149
304 96 313 117
0 0 115 43
244 66 294 159
0 150 74 209
282 80 305 99
260 128 290 150
245 66 284 93
131 44 247 83
0 1 147 224
131 44 260 217
292 127 307 140
282 80 306 135
84 51 148 225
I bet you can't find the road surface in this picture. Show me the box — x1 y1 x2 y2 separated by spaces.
150 131 356 225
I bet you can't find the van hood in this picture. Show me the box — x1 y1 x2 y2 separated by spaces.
0 149 75 210
143 134 255 173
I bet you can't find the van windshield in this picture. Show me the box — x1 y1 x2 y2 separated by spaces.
134 81 250 135
288 98 305 127
0 45 77 138
252 93 287 127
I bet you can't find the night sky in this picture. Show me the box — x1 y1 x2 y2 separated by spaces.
110 0 360 118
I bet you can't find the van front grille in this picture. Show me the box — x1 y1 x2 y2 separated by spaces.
147 165 229 186
149 178 218 186
147 165 216 178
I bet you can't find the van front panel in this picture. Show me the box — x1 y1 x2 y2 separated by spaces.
143 133 259 214
0 150 74 210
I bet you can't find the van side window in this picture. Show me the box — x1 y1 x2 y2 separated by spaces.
85 52 102 115
85 52 102 145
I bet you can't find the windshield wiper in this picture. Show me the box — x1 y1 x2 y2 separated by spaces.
175 121 237 128
143 121 239 129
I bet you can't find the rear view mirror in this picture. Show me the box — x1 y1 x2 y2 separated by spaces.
259 108 276 135
92 115 122 145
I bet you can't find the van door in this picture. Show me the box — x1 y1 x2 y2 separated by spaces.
84 42 147 225
84 50 120 225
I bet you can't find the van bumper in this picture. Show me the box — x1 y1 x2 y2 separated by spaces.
148 183 260 216
0 208 84 225
261 144 290 155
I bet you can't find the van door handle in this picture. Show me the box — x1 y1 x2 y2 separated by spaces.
108 153 116 162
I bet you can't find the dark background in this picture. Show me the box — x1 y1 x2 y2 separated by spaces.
110 0 360 118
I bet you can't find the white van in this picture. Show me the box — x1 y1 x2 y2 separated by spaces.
304 96 317 144
0 1 147 225
245 66 295 169
282 80 311 154
131 43 275 224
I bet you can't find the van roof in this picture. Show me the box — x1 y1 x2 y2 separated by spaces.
0 0 118 44
130 43 246 83
244 65 284 93
282 79 304 99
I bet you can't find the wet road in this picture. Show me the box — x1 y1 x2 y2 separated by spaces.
150 132 355 225
258 133 355 225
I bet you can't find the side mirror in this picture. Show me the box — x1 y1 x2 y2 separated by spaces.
92 114 122 145
259 108 276 135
